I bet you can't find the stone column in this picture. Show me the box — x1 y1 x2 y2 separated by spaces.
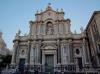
30 45 35 65
54 24 57 34
26 41 31 65
36 42 38 64
57 39 61 63
61 43 64 64
40 22 43 34
61 43 70 65
11 41 18 65
30 21 36 35
60 39 73 65
38 23 41 35
11 48 15 65
57 20 59 34
42 50 45 65
59 22 63 34
69 39 74 63
85 42 90 63
66 44 70 64
35 40 41 64
82 38 87 65
54 50 57 67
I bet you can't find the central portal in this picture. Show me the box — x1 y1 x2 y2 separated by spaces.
45 54 54 73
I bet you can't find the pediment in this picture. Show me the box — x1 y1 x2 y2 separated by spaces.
41 44 57 50
44 46 55 49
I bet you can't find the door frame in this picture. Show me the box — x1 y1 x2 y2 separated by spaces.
42 49 57 69
19 58 26 66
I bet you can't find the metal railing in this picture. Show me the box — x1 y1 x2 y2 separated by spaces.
0 64 99 74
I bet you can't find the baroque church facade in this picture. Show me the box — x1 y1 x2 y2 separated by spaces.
11 4 99 73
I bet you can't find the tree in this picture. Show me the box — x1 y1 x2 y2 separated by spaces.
0 54 12 68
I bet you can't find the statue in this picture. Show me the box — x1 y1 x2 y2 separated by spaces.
74 30 77 34
24 33 27 36
46 22 53 35
0 31 2 38
80 26 84 32
16 29 21 37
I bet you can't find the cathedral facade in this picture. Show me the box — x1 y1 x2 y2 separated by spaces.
11 4 99 73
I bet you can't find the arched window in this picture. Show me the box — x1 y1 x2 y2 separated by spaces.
46 22 54 35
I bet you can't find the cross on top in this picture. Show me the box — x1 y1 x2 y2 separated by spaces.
48 3 51 6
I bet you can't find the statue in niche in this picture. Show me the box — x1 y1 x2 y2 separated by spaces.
21 49 25 55
46 22 54 35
